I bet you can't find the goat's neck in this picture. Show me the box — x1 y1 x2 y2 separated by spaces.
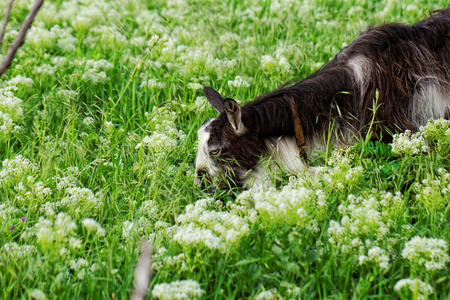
245 63 352 140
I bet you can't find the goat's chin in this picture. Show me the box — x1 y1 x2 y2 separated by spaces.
243 163 316 193
196 164 315 194
241 167 274 193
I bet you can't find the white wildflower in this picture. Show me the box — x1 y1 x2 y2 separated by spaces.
255 289 280 300
83 117 95 126
140 78 166 89
82 218 106 237
394 278 433 300
1 242 38 259
0 155 38 186
227 75 251 88
27 289 48 300
401 236 449 271
138 200 160 220
35 64 56 75
4 75 34 88
152 280 204 300
391 130 429 156
187 82 202 90
59 187 103 217
359 246 390 269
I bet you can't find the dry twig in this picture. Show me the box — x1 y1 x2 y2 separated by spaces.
0 0 15 49
131 241 153 300
0 0 44 78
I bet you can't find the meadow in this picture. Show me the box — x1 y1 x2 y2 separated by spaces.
0 0 449 299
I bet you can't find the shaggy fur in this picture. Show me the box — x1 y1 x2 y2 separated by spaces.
196 8 450 191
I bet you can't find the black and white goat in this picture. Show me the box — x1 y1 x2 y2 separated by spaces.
196 8 450 192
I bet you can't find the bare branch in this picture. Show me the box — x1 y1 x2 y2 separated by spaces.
0 0 15 49
0 0 44 78
132 241 153 300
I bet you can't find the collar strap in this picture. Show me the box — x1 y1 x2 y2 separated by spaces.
284 95 308 160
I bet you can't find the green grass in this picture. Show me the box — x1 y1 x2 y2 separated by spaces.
0 0 449 299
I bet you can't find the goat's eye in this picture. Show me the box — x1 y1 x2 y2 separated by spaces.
210 149 220 156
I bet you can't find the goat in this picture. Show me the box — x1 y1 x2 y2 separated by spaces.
195 8 450 192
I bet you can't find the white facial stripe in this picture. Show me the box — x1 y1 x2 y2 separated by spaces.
195 118 219 175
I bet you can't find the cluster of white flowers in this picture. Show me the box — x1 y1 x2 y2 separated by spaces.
420 118 450 156
82 117 95 126
162 198 256 253
152 279 204 300
26 22 77 51
35 64 57 76
401 236 449 271
358 246 390 269
0 203 19 228
280 281 301 299
327 147 354 168
315 164 365 189
0 155 39 186
82 218 106 237
135 109 186 163
14 180 52 204
53 166 80 192
69 257 89 280
420 118 450 137
394 278 433 300
138 200 160 220
35 0 120 32
227 75 252 89
1 242 38 259
103 121 115 136
152 247 187 271
136 133 177 157
391 130 429 156
88 25 127 48
28 212 80 255
291 146 364 190
59 187 103 217
72 58 114 83
328 191 402 257
0 88 23 140
55 89 79 101
0 111 16 139
175 45 237 79
3 75 34 88
261 52 291 74
252 185 327 228
412 168 450 212
26 23 57 49
187 82 203 90
193 96 208 111
0 242 39 275
140 78 166 89
122 220 139 241
69 257 101 280
254 289 280 300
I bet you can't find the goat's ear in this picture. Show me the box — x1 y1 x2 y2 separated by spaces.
203 86 224 113
223 98 245 134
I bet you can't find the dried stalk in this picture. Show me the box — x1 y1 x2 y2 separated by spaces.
131 241 153 300
0 0 15 49
0 0 44 78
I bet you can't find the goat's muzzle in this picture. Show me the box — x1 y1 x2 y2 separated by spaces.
195 167 239 192
195 168 215 192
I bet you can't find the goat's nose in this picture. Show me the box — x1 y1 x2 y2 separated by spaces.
196 168 208 178
196 168 209 189
195 169 218 192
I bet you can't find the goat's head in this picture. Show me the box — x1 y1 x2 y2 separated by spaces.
195 87 268 192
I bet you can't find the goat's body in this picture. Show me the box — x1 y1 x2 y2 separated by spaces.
197 8 450 191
